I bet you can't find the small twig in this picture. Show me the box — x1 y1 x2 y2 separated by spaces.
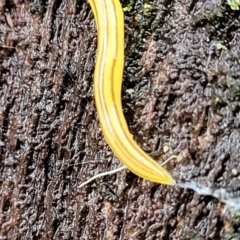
79 166 126 188
78 155 175 189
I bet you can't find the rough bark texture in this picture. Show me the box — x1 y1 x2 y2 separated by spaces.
0 0 240 239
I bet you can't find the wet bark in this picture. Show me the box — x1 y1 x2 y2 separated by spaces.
0 0 240 239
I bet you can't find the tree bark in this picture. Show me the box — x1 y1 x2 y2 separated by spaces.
0 0 240 239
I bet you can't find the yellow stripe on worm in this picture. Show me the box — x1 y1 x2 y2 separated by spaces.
88 0 175 185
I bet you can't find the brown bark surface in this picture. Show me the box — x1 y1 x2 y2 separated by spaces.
0 0 240 239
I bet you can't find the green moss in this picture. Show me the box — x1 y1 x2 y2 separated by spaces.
227 0 240 10
123 5 133 12
143 3 155 16
216 42 227 50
